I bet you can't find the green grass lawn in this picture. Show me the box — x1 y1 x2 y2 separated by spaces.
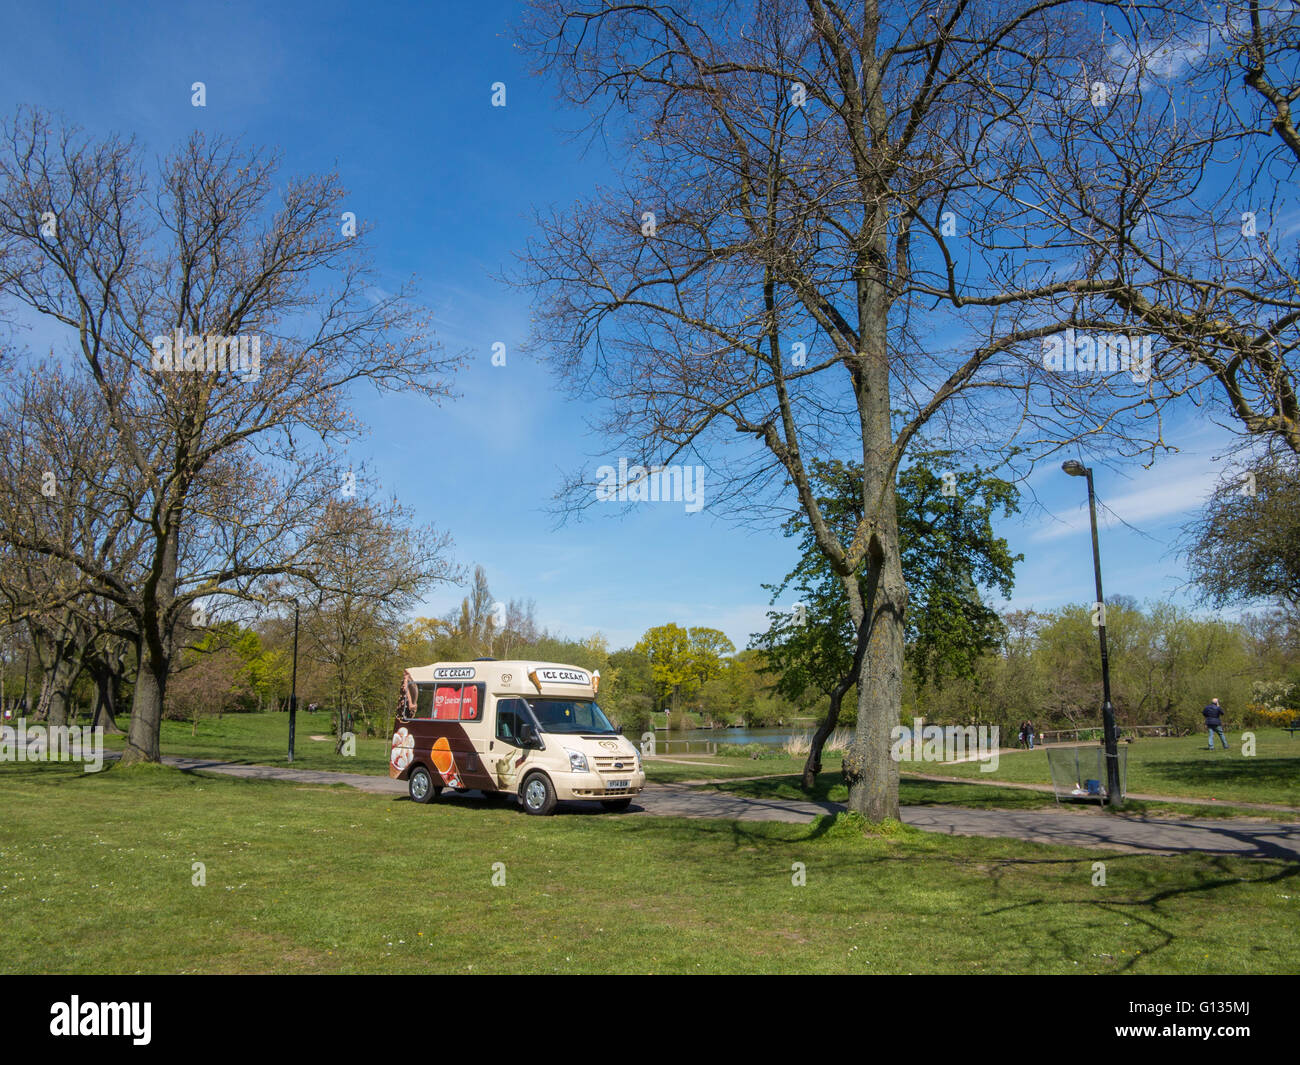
915 732 1300 807
0 760 1296 974
102 712 394 775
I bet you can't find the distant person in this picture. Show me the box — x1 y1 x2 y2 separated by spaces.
1017 721 1026 748
1025 720 1035 749
1202 698 1228 751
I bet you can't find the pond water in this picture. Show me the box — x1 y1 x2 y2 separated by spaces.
646 726 813 755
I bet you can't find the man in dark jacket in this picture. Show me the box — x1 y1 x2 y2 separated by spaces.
1202 698 1228 750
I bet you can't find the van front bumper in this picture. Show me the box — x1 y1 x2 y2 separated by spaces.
555 770 646 801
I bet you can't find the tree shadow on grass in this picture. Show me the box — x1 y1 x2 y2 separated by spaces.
976 859 1299 971
899 776 1055 810
1144 756 1300 797
598 813 1299 970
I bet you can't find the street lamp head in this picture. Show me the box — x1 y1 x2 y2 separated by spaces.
1061 459 1089 478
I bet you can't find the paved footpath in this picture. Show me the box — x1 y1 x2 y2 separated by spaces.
901 770 1300 815
903 806 1300 861
158 757 1300 861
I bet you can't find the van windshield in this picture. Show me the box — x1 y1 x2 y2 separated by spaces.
526 698 616 735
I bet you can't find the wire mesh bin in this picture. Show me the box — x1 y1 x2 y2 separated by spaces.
1044 745 1127 803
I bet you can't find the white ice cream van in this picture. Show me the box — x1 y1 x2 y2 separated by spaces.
389 659 645 815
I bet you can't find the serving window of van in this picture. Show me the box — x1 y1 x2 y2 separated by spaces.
402 678 483 721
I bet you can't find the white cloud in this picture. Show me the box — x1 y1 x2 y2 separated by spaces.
1033 451 1225 542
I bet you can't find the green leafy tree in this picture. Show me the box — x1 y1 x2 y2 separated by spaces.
697 648 780 726
604 648 656 733
1182 457 1300 623
686 627 735 689
634 623 695 710
754 454 1020 787
1032 598 1253 736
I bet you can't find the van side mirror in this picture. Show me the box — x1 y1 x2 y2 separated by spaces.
519 723 538 747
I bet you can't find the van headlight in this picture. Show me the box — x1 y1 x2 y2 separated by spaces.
565 749 589 773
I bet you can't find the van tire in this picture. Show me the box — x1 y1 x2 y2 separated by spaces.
520 772 557 816
409 765 440 804
601 798 632 812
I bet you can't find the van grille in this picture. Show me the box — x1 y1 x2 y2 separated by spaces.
593 755 634 773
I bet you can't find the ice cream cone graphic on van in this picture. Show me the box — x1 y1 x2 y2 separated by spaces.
390 727 414 773
431 736 463 788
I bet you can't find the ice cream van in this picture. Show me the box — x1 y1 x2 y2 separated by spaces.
389 659 646 815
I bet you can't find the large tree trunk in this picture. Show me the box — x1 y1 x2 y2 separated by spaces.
30 627 55 721
37 652 80 728
842 256 906 821
28 615 88 728
33 670 53 722
121 523 179 765
121 657 165 764
51 651 83 728
45 683 69 728
843 534 905 821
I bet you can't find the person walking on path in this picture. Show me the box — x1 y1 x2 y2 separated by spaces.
1202 698 1229 750
1025 719 1036 749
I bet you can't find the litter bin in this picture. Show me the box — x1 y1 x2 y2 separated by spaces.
1045 745 1127 803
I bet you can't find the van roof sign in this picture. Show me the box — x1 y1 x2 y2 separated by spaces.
533 667 590 685
404 660 597 693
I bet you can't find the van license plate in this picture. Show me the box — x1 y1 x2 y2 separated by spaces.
608 780 628 789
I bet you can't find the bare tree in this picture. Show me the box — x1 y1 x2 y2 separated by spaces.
0 109 460 763
516 0 1178 818
292 495 459 746
1000 1 1300 454
0 365 145 727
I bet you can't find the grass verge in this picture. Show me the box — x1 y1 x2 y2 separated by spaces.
0 761 1296 974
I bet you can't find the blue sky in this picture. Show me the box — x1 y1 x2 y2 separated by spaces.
0 0 1247 650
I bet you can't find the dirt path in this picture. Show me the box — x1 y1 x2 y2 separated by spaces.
153 755 1300 858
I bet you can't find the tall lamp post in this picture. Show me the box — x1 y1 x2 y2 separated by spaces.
1061 460 1123 806
288 601 299 764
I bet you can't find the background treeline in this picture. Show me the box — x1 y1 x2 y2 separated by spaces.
6 569 1295 744
904 600 1299 736
4 420 1296 749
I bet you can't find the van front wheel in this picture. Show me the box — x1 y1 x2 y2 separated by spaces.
521 773 557 816
409 766 440 804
